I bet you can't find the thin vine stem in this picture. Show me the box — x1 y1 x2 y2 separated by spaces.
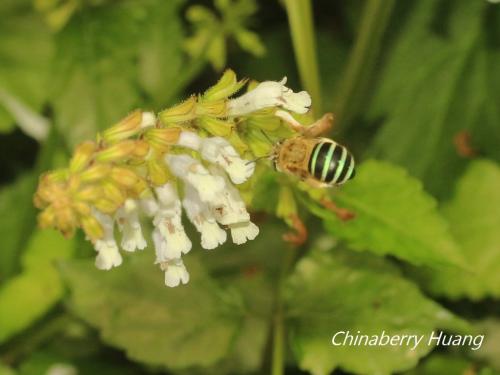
284 0 322 117
333 0 395 130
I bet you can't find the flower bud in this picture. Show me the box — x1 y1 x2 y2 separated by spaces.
197 116 233 137
81 214 104 241
145 128 181 151
55 207 77 238
102 180 126 206
203 69 247 101
196 99 226 117
159 96 197 124
80 164 111 183
93 198 119 214
38 207 56 229
69 141 97 173
227 132 249 154
132 140 150 159
73 201 91 216
130 177 148 197
110 167 139 187
102 110 142 143
75 186 102 202
95 140 136 162
147 158 171 186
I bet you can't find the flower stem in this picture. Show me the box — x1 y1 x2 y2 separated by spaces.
284 0 322 117
271 304 285 375
271 242 299 375
332 0 395 130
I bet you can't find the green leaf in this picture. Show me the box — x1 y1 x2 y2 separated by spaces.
199 221 285 373
0 0 53 134
50 1 147 147
0 174 36 281
137 0 184 107
308 160 465 268
0 268 62 343
0 229 74 343
418 160 500 299
472 319 500 371
285 248 469 375
59 252 244 370
367 0 500 198
403 354 478 375
0 365 16 375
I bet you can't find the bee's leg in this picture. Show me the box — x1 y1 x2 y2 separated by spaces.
320 197 355 221
282 214 308 246
275 110 334 137
303 113 334 137
275 110 305 133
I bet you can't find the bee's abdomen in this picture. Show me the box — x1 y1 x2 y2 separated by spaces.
308 141 355 185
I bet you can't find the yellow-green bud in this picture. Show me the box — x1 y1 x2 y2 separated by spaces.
203 69 247 101
110 167 139 187
145 128 181 152
80 164 111 183
159 96 197 124
73 201 91 216
81 214 104 241
93 198 119 214
196 99 226 117
246 127 273 157
102 110 143 143
55 207 77 238
130 177 148 197
147 158 171 186
102 180 125 206
38 206 56 229
246 110 281 132
75 186 102 202
198 116 233 137
132 140 150 159
69 141 97 173
95 140 136 162
227 132 249 155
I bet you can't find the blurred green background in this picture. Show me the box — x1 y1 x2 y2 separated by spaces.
1 0 500 374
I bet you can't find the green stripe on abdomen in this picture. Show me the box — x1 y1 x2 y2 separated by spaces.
320 143 336 181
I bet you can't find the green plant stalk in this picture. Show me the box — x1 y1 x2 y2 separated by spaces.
271 243 300 375
333 0 395 130
271 305 285 375
284 0 322 117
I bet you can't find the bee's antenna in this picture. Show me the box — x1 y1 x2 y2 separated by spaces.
245 154 271 165
260 129 274 145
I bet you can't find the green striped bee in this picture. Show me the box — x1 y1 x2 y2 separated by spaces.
272 113 355 188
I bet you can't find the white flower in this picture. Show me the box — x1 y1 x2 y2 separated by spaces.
166 154 225 202
139 195 159 217
230 221 260 245
200 137 255 184
94 240 122 270
92 208 122 270
227 77 311 116
177 131 202 150
160 258 190 287
152 183 192 261
183 184 227 250
115 199 146 252
140 111 156 128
